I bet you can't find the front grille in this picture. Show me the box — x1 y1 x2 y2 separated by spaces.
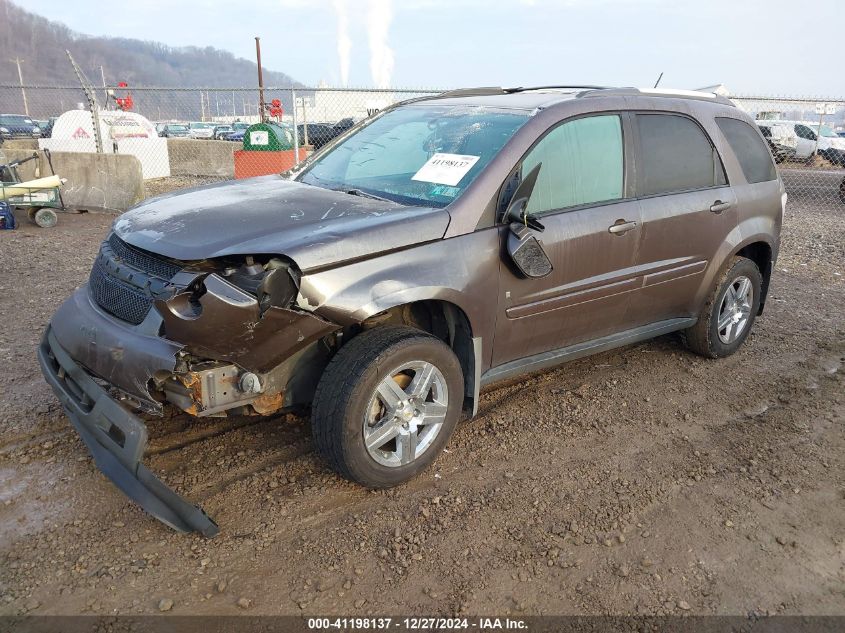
107 233 182 280
89 235 183 325
89 258 155 325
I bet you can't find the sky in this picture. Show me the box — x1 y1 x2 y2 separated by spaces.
24 0 845 96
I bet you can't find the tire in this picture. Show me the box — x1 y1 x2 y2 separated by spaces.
683 256 762 359
311 325 464 488
839 177 845 205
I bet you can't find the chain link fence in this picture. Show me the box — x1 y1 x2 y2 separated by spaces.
1 86 843 212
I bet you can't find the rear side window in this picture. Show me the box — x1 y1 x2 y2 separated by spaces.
523 114 624 215
716 117 777 184
636 114 726 196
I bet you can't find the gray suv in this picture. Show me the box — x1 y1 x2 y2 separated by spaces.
39 86 784 535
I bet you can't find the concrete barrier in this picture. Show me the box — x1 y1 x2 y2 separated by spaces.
168 138 236 177
2 149 145 213
2 139 39 151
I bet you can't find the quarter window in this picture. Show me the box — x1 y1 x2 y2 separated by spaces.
716 117 777 184
636 114 726 196
523 114 624 215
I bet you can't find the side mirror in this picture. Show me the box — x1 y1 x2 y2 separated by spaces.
503 163 552 278
507 223 552 278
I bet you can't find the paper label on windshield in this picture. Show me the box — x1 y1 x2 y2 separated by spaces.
412 153 480 186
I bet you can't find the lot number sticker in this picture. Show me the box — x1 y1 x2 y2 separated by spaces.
412 153 480 186
250 130 269 146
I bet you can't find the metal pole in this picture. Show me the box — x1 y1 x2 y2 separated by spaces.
100 66 108 108
255 37 266 123
11 57 29 116
232 90 236 119
303 97 309 147
291 88 300 165
813 110 824 157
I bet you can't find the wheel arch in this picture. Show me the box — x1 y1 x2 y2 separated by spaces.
731 238 774 314
358 299 481 416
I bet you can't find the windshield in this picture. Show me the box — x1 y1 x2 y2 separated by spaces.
299 105 529 207
192 122 213 129
811 124 838 138
169 125 188 131
1 115 33 125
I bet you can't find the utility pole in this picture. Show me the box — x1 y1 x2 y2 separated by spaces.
255 37 266 123
11 57 29 116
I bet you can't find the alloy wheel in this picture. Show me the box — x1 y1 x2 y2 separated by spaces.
717 275 753 344
363 361 448 468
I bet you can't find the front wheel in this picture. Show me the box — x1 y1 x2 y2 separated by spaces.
311 325 464 488
683 256 762 358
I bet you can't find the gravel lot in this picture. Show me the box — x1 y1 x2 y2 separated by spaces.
0 175 842 617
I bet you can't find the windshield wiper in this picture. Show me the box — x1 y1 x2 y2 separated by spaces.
334 187 392 203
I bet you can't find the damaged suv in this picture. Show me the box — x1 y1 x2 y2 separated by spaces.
39 87 784 536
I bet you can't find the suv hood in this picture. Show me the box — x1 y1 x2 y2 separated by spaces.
114 176 451 271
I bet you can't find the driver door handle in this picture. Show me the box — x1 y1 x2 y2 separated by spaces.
710 200 733 214
608 220 638 235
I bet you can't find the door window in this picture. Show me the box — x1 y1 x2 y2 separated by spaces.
522 114 624 215
636 114 726 196
795 124 816 140
716 117 777 184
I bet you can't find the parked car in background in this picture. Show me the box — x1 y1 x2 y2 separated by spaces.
188 122 215 139
160 123 190 138
232 121 250 131
39 86 784 535
837 131 845 138
40 117 57 138
783 121 845 165
224 129 246 142
297 123 338 149
755 121 798 163
0 114 41 139
213 124 234 140
332 117 358 136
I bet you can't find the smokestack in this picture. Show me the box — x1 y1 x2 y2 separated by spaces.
333 0 352 86
367 0 394 89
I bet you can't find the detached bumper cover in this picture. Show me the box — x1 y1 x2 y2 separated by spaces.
38 327 219 537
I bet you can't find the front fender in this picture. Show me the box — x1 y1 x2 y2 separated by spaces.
298 228 503 372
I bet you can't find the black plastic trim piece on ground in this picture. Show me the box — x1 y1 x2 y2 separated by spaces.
38 327 219 537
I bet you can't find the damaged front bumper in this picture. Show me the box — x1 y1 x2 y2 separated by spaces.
38 326 219 536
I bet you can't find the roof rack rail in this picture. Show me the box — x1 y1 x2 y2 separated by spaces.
504 85 610 93
578 87 735 106
432 87 509 99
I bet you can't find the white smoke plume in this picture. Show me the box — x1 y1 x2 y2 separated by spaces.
367 0 394 88
333 0 352 86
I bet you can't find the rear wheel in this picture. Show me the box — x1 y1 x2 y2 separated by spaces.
311 326 464 488
683 256 762 358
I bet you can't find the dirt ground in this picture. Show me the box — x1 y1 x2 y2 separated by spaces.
0 177 843 618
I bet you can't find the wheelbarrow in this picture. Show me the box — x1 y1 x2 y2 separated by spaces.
0 149 66 228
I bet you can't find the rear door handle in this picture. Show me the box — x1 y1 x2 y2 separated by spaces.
710 200 733 214
608 220 638 235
